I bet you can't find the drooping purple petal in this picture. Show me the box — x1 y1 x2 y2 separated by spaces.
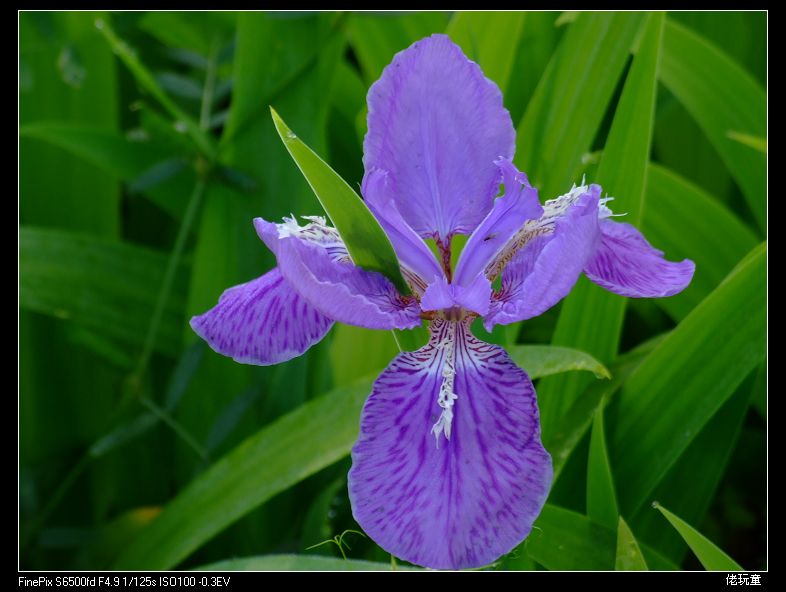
584 219 696 298
453 158 543 287
363 34 516 241
362 168 445 289
190 268 333 366
255 215 421 330
484 187 601 331
420 274 492 316
349 319 552 570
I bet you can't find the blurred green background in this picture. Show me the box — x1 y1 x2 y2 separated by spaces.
19 11 766 571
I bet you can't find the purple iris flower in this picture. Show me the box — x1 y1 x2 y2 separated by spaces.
191 34 694 570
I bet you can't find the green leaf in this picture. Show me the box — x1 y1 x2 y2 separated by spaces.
346 12 450 84
616 517 648 571
660 19 766 232
524 504 677 571
19 121 170 181
653 503 743 570
537 12 664 439
508 345 610 380
631 373 754 563
114 378 372 570
270 107 410 294
445 11 526 94
726 131 766 154
139 12 235 56
515 11 646 199
587 407 619 530
192 554 419 571
95 17 215 159
643 164 759 320
546 335 666 482
610 242 767 514
19 122 192 219
20 227 188 356
330 326 399 387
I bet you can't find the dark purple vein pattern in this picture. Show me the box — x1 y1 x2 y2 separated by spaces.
190 268 333 366
349 319 552 569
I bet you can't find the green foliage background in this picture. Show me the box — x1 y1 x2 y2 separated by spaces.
19 11 766 571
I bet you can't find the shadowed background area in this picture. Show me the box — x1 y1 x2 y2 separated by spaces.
19 10 766 571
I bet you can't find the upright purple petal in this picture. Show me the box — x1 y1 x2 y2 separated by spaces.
453 158 543 287
349 319 552 570
584 219 695 298
484 187 601 331
190 268 333 366
362 168 445 289
364 34 515 241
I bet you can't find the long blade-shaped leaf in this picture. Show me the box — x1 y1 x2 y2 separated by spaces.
587 407 619 530
610 242 767 514
631 375 754 563
509 345 610 380
20 227 188 356
95 18 214 158
515 11 645 199
270 107 409 293
445 11 526 95
643 164 759 320
653 503 744 570
660 19 766 232
524 504 677 570
538 12 664 438
616 517 649 571
114 379 372 570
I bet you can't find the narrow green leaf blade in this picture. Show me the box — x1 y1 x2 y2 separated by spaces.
445 11 526 94
515 11 646 199
537 12 664 438
192 554 420 571
653 503 743 570
631 373 755 563
20 227 188 356
660 19 766 232
269 107 409 293
508 345 610 380
546 335 666 482
610 243 767 514
616 517 648 571
95 17 214 158
524 504 677 571
114 379 372 570
643 164 759 320
587 407 619 530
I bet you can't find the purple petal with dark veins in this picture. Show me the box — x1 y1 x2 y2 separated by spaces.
484 188 601 331
584 219 696 298
453 158 543 287
190 268 333 366
363 168 445 287
420 274 492 317
253 215 421 330
276 234 422 331
364 34 515 241
349 319 552 570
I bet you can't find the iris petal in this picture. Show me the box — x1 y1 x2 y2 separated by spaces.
363 34 515 241
190 268 333 365
484 188 601 331
584 220 696 298
349 319 552 569
255 217 421 331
